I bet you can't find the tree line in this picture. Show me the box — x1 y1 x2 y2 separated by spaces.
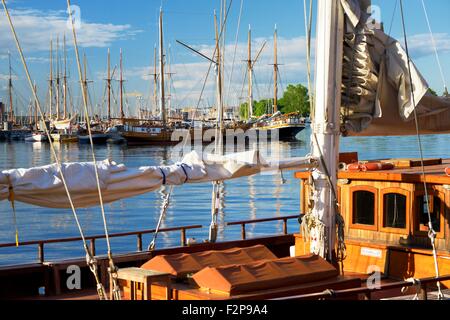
239 84 310 119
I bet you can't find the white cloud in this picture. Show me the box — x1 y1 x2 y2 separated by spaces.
0 73 18 81
408 33 450 58
0 7 140 53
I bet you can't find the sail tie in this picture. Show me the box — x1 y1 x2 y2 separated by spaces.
159 168 167 185
178 163 190 183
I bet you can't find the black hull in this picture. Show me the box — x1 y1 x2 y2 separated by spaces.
78 134 109 144
253 125 306 141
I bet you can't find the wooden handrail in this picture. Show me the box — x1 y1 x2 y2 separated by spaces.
226 215 299 226
226 215 299 240
275 274 450 300
0 225 202 248
0 215 299 263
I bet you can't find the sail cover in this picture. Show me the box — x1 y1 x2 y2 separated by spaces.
0 151 315 209
340 0 450 136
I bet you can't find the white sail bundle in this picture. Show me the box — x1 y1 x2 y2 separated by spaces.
341 0 450 136
0 151 316 209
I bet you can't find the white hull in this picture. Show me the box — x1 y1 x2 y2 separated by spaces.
25 134 48 142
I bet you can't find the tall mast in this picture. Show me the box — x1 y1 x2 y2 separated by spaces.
153 44 158 116
167 44 172 119
159 7 167 126
209 10 224 244
310 0 344 261
34 82 38 128
119 48 125 120
63 35 68 120
83 53 88 123
214 11 224 152
107 48 111 121
273 25 278 114
247 25 253 120
49 40 53 120
8 51 13 123
55 37 60 120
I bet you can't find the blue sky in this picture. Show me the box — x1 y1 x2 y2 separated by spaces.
1 0 449 117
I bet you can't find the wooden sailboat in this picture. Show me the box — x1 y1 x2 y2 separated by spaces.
248 26 306 141
121 8 190 145
77 54 108 144
51 36 78 143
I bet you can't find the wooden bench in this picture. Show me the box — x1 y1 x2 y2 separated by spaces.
117 267 173 300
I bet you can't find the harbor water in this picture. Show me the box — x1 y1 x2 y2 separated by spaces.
1 127 450 266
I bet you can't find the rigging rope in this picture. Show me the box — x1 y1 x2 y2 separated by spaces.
226 0 244 104
1 0 107 300
66 0 120 300
399 0 444 300
420 0 448 95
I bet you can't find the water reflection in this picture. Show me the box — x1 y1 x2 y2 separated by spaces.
1 128 450 265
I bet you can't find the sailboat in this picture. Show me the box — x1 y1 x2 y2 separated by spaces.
246 26 306 141
1 0 450 301
76 54 108 144
50 36 78 143
121 9 187 145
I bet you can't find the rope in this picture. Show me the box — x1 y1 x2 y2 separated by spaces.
1 0 107 300
401 278 421 300
399 0 444 300
226 0 244 103
420 0 448 95
66 0 120 300
6 175 19 247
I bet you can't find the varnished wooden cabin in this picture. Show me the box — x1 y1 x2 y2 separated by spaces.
295 155 450 286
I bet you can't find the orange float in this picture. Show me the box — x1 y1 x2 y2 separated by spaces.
445 167 450 176
347 162 395 172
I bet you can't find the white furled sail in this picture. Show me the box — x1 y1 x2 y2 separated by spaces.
0 151 316 209
52 116 76 131
340 0 450 136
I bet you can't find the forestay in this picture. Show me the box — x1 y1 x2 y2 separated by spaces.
341 0 450 136
0 151 316 209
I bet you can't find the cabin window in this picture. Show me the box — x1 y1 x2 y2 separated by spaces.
383 193 407 229
353 191 375 225
416 195 441 232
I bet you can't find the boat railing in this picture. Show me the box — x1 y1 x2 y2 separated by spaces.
226 215 299 240
0 225 202 263
0 215 299 264
275 274 450 301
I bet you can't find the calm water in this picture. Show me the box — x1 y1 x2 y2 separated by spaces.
1 127 449 266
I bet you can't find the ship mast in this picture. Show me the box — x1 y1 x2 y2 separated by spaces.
247 25 253 120
49 40 53 121
63 35 68 120
152 44 158 117
159 7 167 126
273 25 278 114
83 53 88 123
119 48 125 121
34 82 38 128
107 48 111 122
8 51 13 123
310 0 344 261
214 10 224 151
55 37 60 120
